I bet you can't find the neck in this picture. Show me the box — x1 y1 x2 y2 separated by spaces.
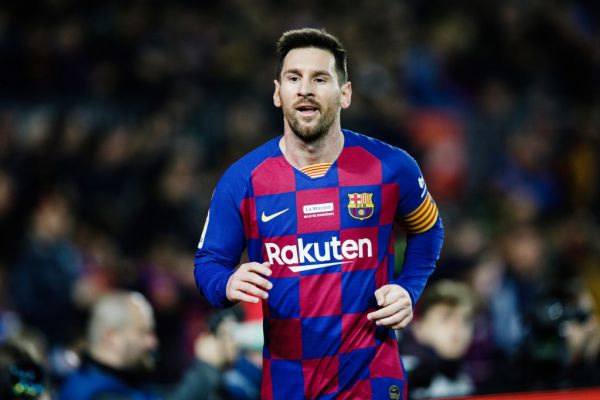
280 124 344 169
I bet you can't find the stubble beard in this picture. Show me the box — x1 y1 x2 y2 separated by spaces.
284 99 339 144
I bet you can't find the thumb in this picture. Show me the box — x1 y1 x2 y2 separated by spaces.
374 286 390 307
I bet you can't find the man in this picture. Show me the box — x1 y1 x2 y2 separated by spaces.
398 280 476 399
0 342 48 400
194 28 444 399
60 291 236 400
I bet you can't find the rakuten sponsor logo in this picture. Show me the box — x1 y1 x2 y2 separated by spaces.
264 237 372 272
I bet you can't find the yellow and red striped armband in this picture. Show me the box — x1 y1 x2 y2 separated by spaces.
300 162 332 178
401 193 439 234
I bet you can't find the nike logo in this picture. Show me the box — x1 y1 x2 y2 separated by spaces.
261 208 289 222
289 261 352 272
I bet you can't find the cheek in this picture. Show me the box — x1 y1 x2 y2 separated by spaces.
446 324 473 356
427 319 473 359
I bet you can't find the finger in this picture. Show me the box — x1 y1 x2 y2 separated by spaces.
368 301 404 321
247 262 272 277
375 286 389 307
391 313 414 330
375 308 412 327
236 281 269 299
230 290 260 304
242 271 273 291
381 290 411 309
374 289 385 307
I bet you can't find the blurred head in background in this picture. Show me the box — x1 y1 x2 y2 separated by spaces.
413 280 475 360
87 291 158 373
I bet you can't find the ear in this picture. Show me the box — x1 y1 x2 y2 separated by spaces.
273 80 281 108
103 327 119 348
340 81 352 109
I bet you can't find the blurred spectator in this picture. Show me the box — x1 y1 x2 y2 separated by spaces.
509 281 600 391
59 291 237 400
562 288 600 386
222 302 263 400
9 192 84 346
399 280 476 399
0 342 49 400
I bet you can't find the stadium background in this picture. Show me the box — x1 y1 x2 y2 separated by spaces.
0 0 598 398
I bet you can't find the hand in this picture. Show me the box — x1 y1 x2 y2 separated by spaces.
367 284 413 329
226 261 272 303
194 332 226 368
194 318 240 368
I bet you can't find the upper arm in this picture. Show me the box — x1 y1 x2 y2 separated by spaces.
396 153 440 234
196 169 248 269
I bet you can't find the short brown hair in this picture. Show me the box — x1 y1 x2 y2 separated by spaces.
415 280 475 320
276 28 348 85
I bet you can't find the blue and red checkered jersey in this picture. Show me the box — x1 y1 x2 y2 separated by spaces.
195 129 444 399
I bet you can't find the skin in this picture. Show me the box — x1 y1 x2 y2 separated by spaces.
413 303 474 360
90 295 158 371
226 46 413 330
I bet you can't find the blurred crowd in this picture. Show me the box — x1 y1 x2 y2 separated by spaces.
0 0 599 399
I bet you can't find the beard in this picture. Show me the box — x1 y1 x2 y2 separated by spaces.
124 350 158 376
283 97 339 144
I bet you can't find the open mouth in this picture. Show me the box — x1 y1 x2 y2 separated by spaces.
295 104 320 117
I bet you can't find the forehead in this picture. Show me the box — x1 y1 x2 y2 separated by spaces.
282 47 336 75
425 303 472 319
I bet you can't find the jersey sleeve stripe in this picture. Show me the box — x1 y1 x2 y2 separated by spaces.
407 205 439 234
403 195 434 223
401 194 440 233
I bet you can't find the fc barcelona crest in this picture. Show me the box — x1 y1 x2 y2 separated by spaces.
347 192 375 220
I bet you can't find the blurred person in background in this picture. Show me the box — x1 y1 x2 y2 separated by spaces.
222 302 264 400
509 281 600 391
59 291 238 400
562 288 600 387
0 341 49 400
9 191 85 347
398 280 475 399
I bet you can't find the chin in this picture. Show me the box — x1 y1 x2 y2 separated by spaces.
290 122 329 144
295 131 324 143
132 357 156 374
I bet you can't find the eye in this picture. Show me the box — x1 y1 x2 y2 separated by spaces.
315 77 327 83
287 75 300 82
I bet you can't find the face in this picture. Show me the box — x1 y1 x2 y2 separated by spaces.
274 47 351 143
115 299 158 372
417 304 474 360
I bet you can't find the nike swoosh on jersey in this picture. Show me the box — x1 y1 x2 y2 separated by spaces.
261 208 289 222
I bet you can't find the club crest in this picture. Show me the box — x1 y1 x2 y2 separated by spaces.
347 192 374 220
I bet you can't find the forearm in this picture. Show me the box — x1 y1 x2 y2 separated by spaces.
392 217 444 305
194 248 236 308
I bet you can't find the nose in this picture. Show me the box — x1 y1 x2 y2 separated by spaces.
298 77 314 97
147 333 158 350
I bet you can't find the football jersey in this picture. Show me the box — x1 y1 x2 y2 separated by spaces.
195 129 442 399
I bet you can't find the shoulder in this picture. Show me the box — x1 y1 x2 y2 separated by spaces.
59 368 121 400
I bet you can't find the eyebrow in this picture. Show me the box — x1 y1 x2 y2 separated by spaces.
283 68 332 77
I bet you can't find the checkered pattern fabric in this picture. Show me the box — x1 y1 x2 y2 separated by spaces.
196 130 440 399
